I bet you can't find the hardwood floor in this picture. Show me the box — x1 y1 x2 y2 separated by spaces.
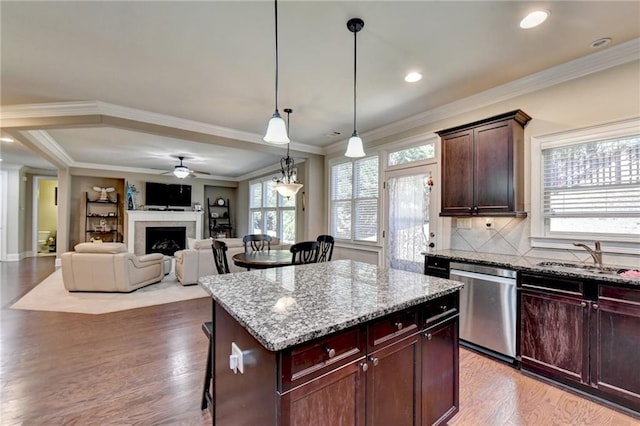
1 257 637 425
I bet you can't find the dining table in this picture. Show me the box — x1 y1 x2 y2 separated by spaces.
232 249 293 270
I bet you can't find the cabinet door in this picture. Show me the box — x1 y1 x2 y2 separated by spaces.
473 121 513 214
367 334 421 426
421 317 459 426
520 290 589 384
279 359 366 426
591 288 640 411
440 129 474 215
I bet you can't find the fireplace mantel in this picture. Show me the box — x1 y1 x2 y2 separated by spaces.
125 211 204 255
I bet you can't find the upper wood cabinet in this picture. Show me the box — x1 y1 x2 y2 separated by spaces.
438 110 531 216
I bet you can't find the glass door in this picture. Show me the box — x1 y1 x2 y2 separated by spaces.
384 165 437 272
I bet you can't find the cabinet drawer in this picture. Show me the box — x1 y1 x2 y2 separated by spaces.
368 308 419 349
281 327 365 391
520 272 584 297
599 285 640 306
423 292 459 328
425 256 449 274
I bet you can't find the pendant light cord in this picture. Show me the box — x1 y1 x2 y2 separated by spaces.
274 0 280 114
353 28 357 134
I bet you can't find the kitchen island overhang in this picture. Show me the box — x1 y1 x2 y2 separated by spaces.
199 260 464 425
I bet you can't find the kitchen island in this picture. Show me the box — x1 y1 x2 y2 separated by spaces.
199 259 464 425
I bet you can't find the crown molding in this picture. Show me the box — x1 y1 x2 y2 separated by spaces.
1 100 324 155
324 37 640 155
71 161 238 182
22 130 74 167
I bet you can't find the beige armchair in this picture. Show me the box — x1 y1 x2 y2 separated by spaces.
61 242 165 292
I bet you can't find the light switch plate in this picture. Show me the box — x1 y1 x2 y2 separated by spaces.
457 218 472 229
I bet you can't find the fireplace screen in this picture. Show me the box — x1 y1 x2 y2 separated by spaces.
145 226 186 256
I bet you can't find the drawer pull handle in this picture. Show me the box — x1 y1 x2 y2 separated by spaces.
592 303 599 310
325 347 336 358
395 322 403 330
425 333 432 340
361 362 369 372
580 301 587 308
369 356 379 366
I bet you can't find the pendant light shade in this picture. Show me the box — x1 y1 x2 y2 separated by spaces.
274 108 303 198
345 18 365 158
264 0 290 145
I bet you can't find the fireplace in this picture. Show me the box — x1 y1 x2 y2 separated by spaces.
145 226 186 256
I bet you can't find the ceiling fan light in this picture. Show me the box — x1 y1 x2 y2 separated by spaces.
173 166 190 179
264 113 290 144
345 133 366 158
275 182 303 198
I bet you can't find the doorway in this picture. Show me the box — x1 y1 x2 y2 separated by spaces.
33 176 58 256
384 165 438 273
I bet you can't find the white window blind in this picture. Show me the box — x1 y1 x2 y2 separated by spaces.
542 135 640 218
331 156 379 242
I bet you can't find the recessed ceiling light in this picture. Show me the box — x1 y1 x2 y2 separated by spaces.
0 137 15 143
520 10 549 29
404 72 422 83
591 37 612 48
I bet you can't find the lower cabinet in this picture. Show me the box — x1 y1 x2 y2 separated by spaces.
519 273 640 413
279 294 460 426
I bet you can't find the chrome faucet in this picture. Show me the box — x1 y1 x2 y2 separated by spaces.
573 241 603 270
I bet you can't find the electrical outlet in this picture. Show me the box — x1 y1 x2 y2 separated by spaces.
457 218 472 229
229 342 244 374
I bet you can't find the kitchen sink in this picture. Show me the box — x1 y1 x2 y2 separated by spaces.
536 261 628 276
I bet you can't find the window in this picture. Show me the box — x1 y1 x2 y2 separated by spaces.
388 142 435 167
531 118 640 248
330 156 379 242
249 178 296 244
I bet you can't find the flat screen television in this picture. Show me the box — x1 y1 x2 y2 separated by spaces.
145 182 192 207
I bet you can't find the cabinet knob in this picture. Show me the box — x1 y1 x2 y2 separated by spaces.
580 301 587 308
394 322 403 331
325 347 336 358
440 305 448 311
369 356 379 366
360 362 369 372
425 332 433 340
592 303 599 310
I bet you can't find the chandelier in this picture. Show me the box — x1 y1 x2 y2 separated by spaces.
274 108 303 198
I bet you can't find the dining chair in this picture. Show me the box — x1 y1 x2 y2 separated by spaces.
316 235 335 262
290 241 320 265
211 240 230 274
243 234 272 253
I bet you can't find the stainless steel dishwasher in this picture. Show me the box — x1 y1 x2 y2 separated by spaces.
449 262 517 362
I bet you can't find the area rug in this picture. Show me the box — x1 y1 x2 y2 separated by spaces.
11 269 209 315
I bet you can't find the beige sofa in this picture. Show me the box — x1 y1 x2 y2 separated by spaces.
61 242 165 292
174 237 288 285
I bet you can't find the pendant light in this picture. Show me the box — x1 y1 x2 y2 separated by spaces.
344 18 366 158
263 0 290 145
274 108 303 198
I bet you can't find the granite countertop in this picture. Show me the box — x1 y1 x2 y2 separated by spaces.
424 249 639 286
199 259 463 351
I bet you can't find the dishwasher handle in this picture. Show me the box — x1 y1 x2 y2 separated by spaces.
450 269 517 286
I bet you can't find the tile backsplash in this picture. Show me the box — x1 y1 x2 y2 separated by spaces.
446 217 639 268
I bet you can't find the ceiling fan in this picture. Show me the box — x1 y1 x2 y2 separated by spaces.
162 156 210 179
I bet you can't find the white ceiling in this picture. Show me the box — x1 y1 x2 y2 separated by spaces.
1 1 639 178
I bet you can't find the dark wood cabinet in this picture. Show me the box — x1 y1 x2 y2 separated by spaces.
424 256 450 278
280 359 366 426
519 273 640 413
438 110 531 217
214 293 460 425
421 316 459 426
590 285 640 412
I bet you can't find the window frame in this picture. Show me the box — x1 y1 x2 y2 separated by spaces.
530 117 640 254
248 177 297 244
329 154 381 245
